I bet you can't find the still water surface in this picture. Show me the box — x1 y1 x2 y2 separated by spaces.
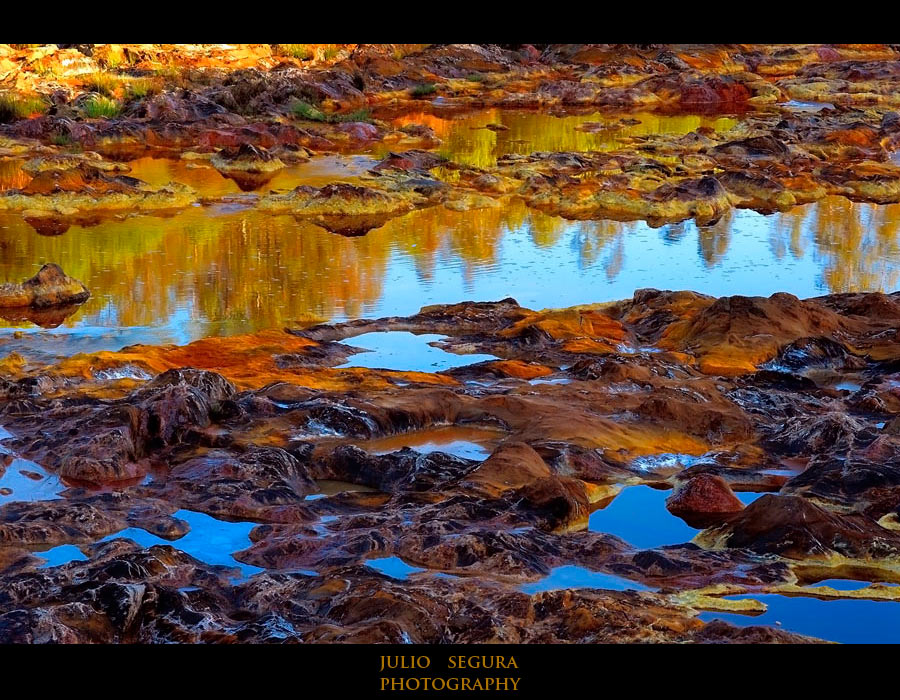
0 108 898 359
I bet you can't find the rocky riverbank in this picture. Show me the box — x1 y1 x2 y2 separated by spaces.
2 43 900 644
2 44 900 235
2 288 900 642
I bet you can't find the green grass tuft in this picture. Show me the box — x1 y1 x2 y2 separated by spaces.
0 92 48 123
80 95 121 119
291 100 371 124
409 83 437 97
276 44 314 60
291 100 327 121
82 71 124 98
125 78 158 100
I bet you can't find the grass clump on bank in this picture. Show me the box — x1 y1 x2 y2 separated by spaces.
409 83 437 97
276 44 342 61
290 100 371 124
80 95 122 119
81 71 125 97
125 78 159 100
0 92 49 123
276 44 314 60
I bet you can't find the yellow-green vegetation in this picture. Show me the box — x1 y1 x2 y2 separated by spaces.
82 71 158 101
291 100 326 121
124 78 159 100
80 95 122 119
467 73 487 83
152 65 183 86
81 71 125 98
290 100 371 124
275 44 314 60
0 92 48 123
410 83 437 97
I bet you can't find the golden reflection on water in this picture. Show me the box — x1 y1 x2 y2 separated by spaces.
0 158 30 192
126 154 375 196
383 109 738 168
0 196 898 342
0 107 898 345
773 197 900 293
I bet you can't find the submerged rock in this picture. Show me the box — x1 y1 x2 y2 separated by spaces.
210 143 287 191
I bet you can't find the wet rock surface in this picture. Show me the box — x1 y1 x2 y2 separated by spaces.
0 263 89 310
1 44 900 233
2 43 900 644
3 287 900 642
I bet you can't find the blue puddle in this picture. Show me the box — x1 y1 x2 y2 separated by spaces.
783 100 835 112
588 485 699 549
370 439 491 461
630 454 704 473
521 565 653 594
735 491 765 505
0 458 64 505
36 510 262 579
338 332 498 372
400 440 490 460
0 426 65 505
359 425 503 461
38 544 88 568
365 556 426 580
700 593 900 644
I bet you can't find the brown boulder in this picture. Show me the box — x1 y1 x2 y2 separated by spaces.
696 494 900 561
461 442 552 497
666 474 744 527
0 264 90 309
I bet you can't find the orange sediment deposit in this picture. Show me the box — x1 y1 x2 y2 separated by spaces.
48 328 460 391
486 359 553 379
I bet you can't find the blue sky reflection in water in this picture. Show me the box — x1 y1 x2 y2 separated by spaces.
588 485 699 549
0 193 898 359
32 510 263 578
700 594 900 644
338 331 497 372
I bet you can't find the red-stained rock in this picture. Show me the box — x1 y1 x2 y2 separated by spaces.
666 473 744 527
696 494 900 561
